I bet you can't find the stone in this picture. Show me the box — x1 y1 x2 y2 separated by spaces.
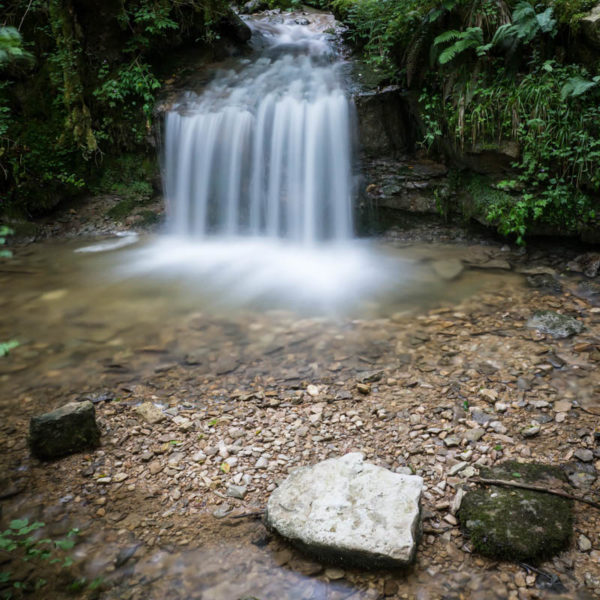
226 484 247 499
265 453 423 568
29 401 100 460
568 253 600 278
459 461 573 562
432 259 464 281
134 402 165 425
521 424 540 438
464 428 485 443
578 534 592 552
527 311 584 339
448 462 468 476
554 400 572 413
574 449 594 463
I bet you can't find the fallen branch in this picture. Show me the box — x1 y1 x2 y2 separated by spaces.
578 405 600 417
471 477 600 510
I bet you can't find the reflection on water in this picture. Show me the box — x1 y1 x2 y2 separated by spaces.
0 233 523 395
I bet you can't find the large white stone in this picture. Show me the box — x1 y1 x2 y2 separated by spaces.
265 453 423 568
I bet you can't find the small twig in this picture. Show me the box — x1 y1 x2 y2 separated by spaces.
578 405 600 417
471 477 600 510
228 509 265 520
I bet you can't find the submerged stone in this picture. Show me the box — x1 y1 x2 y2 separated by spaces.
459 461 573 562
527 310 584 339
29 401 101 460
265 453 423 568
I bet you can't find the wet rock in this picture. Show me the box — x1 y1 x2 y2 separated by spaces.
432 259 464 281
526 273 562 293
219 10 252 43
567 253 600 278
265 453 423 568
29 401 100 460
135 402 165 425
459 461 573 562
527 311 584 339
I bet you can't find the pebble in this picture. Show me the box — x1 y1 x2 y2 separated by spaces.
113 473 129 483
444 436 460 448
464 428 485 443
324 567 345 580
578 534 592 552
226 484 247 499
448 461 468 476
575 449 594 462
356 383 370 395
521 424 540 438
554 400 572 412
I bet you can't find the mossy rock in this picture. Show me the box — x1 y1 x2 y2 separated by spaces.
458 461 573 563
527 310 584 339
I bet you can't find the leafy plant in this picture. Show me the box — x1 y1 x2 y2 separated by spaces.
0 518 80 599
0 27 34 69
492 1 557 48
433 27 488 65
0 340 19 357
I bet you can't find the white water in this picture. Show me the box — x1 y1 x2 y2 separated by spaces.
164 21 354 242
110 15 413 313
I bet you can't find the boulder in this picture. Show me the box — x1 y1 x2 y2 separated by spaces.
581 4 600 48
219 10 252 44
459 461 573 562
527 310 584 338
265 453 423 568
29 401 100 460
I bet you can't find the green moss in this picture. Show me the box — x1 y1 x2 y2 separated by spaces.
459 461 573 563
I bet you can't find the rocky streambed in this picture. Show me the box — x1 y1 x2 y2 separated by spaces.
1 232 600 599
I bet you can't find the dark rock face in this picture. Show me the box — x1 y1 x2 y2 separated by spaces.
219 10 252 44
355 87 415 158
459 462 573 562
29 401 101 460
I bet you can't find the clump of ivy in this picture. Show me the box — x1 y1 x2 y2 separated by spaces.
0 518 101 599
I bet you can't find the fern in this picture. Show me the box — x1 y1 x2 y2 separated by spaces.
434 27 486 65
492 1 556 48
561 75 600 99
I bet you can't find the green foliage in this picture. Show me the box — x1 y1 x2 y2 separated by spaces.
338 0 599 241
0 518 83 599
495 1 556 44
0 340 19 357
1 0 230 217
433 27 487 64
0 225 13 258
561 74 600 98
0 27 33 68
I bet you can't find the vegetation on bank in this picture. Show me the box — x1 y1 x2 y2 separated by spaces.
328 0 600 241
0 0 232 219
1 0 599 241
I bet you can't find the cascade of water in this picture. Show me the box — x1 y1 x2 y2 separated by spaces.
163 22 355 243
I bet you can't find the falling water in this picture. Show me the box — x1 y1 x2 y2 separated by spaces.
163 21 355 243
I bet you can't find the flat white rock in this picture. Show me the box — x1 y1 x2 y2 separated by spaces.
265 453 423 568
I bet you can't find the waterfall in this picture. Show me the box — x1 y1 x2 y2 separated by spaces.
163 23 355 243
